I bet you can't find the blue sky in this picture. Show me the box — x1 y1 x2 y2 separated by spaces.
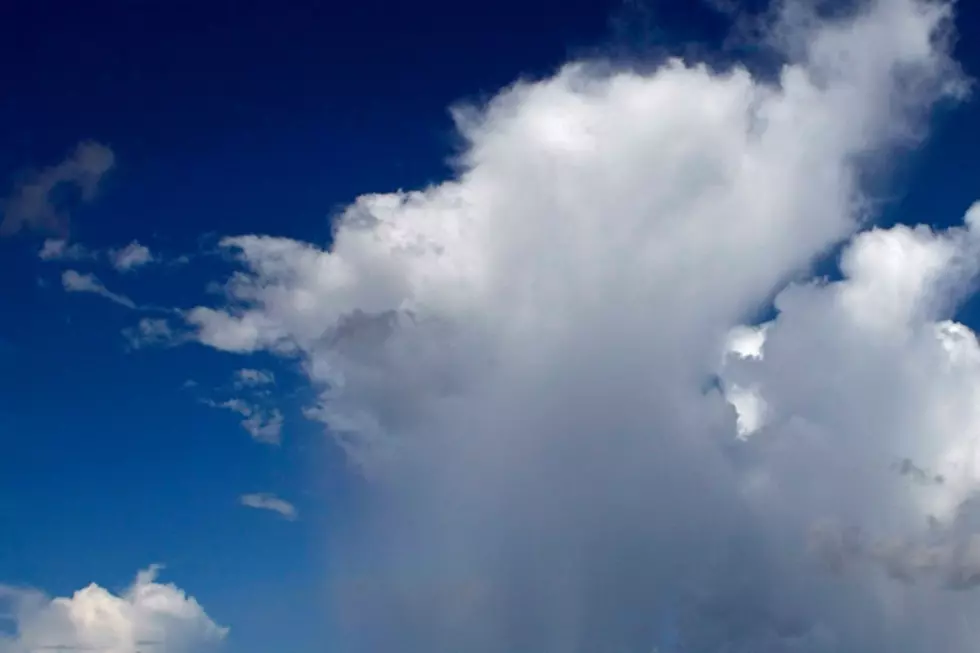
5 1 980 652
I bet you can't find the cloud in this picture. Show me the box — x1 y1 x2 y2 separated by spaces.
184 307 277 353
39 238 171 272
128 0 980 650
61 270 136 309
0 566 227 653
202 398 283 445
0 141 114 237
234 368 275 388
239 493 298 520
38 239 94 261
111 241 154 272
123 318 176 349
240 409 283 444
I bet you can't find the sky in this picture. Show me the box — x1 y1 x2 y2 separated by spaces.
3 0 980 652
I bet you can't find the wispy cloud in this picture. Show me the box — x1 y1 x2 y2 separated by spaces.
61 270 135 309
202 398 283 445
122 318 176 349
241 409 283 444
239 493 297 520
38 238 94 261
0 141 114 237
40 238 162 272
234 368 275 388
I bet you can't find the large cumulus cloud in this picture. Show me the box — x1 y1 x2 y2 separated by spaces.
0 566 227 653
149 0 980 650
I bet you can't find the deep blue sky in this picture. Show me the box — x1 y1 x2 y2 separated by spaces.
2 0 980 651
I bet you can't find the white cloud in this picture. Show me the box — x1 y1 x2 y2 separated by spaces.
241 409 283 444
234 368 275 388
38 238 93 261
0 141 114 237
123 318 175 349
184 307 278 353
62 270 136 309
111 241 154 272
39 238 161 270
720 212 980 523
0 566 227 653
130 0 980 650
724 323 769 361
239 493 297 520
202 398 283 445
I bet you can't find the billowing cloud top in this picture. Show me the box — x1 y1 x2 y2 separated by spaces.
109 0 980 650
0 566 227 653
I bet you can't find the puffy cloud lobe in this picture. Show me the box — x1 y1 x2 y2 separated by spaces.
0 141 114 237
167 0 980 651
185 306 278 354
0 566 227 653
721 206 980 547
711 209 980 649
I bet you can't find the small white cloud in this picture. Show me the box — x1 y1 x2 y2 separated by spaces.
207 398 251 416
242 409 283 445
62 270 136 309
0 565 226 653
202 398 283 445
38 238 93 261
234 368 275 388
184 307 272 353
0 141 115 237
239 493 298 520
111 241 154 272
123 318 175 350
39 238 164 271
